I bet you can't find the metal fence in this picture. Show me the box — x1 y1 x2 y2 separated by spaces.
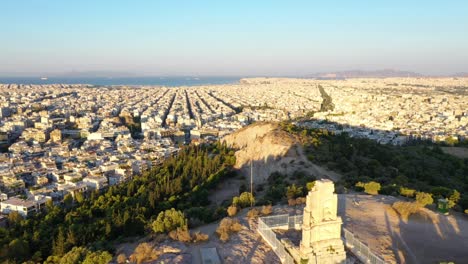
342 228 386 264
257 215 295 264
258 214 386 264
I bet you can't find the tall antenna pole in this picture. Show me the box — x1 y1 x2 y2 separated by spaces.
250 159 253 207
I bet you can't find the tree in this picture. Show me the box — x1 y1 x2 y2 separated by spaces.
7 211 23 227
400 187 416 198
286 184 303 199
52 228 66 256
83 251 112 264
63 194 73 208
58 246 89 264
8 239 30 262
448 190 460 209
235 192 255 208
74 192 84 204
356 181 381 195
392 201 420 220
306 181 316 191
416 192 433 207
152 208 187 233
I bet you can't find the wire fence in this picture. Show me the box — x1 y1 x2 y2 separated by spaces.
342 228 386 264
257 214 386 264
257 215 295 264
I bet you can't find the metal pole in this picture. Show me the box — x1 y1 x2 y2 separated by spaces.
250 159 254 207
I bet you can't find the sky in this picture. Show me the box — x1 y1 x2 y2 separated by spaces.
1 0 467 76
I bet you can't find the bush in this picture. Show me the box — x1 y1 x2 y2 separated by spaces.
286 184 303 199
356 181 381 195
465 209 468 215
392 201 421 220
448 190 460 209
288 198 296 206
192 231 209 243
239 192 255 207
400 187 416 198
306 181 316 191
117 253 127 264
227 205 238 217
168 227 191 242
82 251 112 264
129 243 158 264
152 209 187 233
216 218 243 242
415 192 433 207
295 197 306 205
247 208 259 219
261 205 272 216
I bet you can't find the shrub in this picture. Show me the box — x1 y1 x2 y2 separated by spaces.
400 187 416 198
82 251 112 264
192 231 209 243
247 208 259 219
117 253 127 264
415 192 433 207
356 181 381 195
231 220 243 232
448 190 460 209
227 205 238 217
306 181 316 191
286 184 303 199
152 208 187 233
288 198 296 206
219 231 229 242
261 205 272 215
130 243 158 264
216 218 243 242
238 192 255 208
295 197 306 205
392 201 420 220
465 209 468 215
168 227 191 242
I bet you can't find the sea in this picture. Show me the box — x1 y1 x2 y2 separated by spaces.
0 76 242 87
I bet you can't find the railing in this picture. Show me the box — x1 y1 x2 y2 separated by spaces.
258 214 386 264
257 215 295 264
342 228 386 264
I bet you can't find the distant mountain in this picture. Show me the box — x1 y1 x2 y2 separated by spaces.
453 72 468 77
306 69 424 79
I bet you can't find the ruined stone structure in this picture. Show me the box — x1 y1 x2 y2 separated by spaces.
300 179 346 264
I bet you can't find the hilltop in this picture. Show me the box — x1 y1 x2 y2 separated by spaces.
222 122 341 184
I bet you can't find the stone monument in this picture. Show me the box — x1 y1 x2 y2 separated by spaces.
300 179 346 264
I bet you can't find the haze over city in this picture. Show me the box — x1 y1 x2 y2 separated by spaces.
1 0 468 77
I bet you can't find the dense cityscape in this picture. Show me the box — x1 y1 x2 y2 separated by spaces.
0 77 466 220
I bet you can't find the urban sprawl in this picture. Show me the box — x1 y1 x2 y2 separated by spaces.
0 77 467 219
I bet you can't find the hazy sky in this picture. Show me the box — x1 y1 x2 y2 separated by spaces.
1 0 467 76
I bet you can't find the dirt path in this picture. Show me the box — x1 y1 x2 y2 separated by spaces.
339 194 468 263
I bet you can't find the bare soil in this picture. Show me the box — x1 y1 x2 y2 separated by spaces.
442 146 468 159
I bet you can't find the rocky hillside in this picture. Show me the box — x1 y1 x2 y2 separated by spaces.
222 122 340 184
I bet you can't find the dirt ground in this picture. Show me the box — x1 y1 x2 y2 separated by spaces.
442 146 468 159
338 194 468 264
115 194 468 264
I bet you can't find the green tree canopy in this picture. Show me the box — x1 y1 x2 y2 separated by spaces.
152 208 187 233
